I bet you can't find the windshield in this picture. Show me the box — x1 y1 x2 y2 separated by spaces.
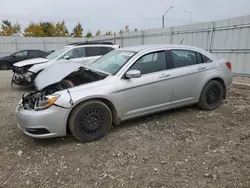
90 50 136 74
46 47 70 60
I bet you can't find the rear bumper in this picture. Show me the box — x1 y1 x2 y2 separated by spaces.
15 105 69 139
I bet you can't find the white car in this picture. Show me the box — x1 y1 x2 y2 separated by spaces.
11 42 119 86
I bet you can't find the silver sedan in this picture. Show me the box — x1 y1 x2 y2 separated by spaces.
16 44 233 142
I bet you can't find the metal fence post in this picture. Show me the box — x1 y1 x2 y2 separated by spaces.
43 38 47 51
15 38 18 51
114 32 116 44
208 22 214 52
170 27 173 44
120 32 123 47
141 31 144 45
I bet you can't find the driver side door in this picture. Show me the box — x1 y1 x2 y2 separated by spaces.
116 50 174 120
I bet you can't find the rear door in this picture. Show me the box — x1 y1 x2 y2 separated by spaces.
170 49 214 106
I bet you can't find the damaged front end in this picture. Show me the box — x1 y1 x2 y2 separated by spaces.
12 65 36 86
21 92 60 111
21 79 75 110
20 64 108 110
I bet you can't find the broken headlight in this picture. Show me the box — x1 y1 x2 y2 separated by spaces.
34 94 60 111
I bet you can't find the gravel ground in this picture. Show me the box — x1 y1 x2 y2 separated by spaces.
234 76 250 84
0 71 250 188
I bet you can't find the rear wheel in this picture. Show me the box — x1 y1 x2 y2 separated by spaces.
0 62 9 70
198 80 224 110
69 100 112 142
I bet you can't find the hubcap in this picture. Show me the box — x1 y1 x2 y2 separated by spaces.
206 86 220 105
80 109 104 133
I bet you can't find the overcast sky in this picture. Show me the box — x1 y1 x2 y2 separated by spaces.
0 0 250 34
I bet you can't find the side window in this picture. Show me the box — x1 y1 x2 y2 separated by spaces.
202 54 212 63
196 52 203 64
86 47 103 57
14 50 28 57
75 47 86 57
29 50 43 57
171 50 198 68
129 51 167 75
102 47 114 55
65 49 81 59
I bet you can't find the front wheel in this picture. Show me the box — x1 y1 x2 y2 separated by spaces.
198 80 224 110
69 100 112 142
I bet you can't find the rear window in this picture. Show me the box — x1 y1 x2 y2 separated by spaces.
86 47 103 57
102 47 114 54
29 50 44 57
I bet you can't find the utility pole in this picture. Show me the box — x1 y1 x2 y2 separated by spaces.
184 11 192 24
162 6 173 28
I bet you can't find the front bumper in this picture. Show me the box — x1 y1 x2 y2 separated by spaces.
15 104 69 139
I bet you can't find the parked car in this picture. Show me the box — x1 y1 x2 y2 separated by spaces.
11 42 119 86
15 44 233 142
0 50 50 70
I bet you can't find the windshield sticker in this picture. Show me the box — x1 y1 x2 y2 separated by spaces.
120 52 134 57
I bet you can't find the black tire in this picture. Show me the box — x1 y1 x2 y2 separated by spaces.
0 62 9 70
69 100 112 142
198 80 224 110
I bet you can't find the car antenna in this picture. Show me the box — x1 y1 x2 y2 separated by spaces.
180 38 184 44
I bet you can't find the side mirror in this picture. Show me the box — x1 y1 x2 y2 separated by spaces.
63 55 70 60
125 70 141 79
12 55 16 58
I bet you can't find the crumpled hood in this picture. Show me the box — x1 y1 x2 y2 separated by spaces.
14 58 48 67
34 60 83 90
29 61 54 73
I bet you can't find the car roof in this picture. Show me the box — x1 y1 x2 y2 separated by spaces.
117 44 218 61
117 44 204 52
16 49 45 52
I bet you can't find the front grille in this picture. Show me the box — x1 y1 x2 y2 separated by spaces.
25 128 50 135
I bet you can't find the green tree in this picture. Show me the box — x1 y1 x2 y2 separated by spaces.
40 22 55 37
85 31 93 39
72 23 83 37
125 25 129 32
105 31 112 36
23 22 45 37
24 21 69 37
0 20 21 36
95 30 101 37
54 21 69 37
134 28 138 31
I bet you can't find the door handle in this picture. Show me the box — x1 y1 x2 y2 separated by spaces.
197 66 206 70
159 73 170 78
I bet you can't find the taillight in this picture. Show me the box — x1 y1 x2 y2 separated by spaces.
226 62 231 70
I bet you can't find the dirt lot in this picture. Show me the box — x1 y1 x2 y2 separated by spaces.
0 71 249 188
